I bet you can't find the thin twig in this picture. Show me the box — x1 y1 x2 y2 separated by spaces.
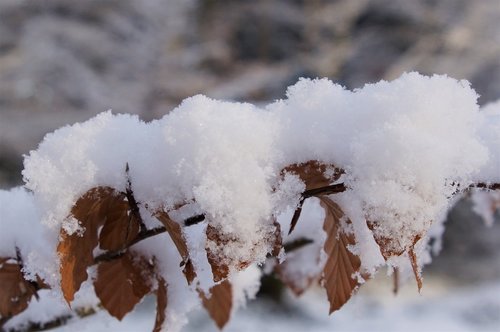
471 182 500 191
302 183 347 198
94 226 166 264
125 163 147 233
288 183 347 235
283 237 314 252
393 267 399 295
288 197 305 235
184 214 206 226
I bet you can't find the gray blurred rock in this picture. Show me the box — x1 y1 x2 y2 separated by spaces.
1 0 500 185
429 198 500 282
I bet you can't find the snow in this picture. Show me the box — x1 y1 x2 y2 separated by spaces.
476 100 500 183
0 187 58 285
471 190 500 227
2 72 498 330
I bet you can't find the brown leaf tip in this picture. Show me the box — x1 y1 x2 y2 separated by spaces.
200 280 233 330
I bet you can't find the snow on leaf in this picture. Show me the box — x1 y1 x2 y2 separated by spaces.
275 251 320 297
200 280 233 330
320 197 361 314
153 277 168 332
367 218 425 290
283 161 342 191
93 252 153 320
155 210 196 284
206 225 230 282
276 237 321 297
0 258 39 325
366 220 407 260
205 224 251 282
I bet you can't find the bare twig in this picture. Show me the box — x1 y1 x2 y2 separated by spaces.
288 197 305 235
471 182 500 191
393 267 399 295
184 214 206 226
125 163 147 233
283 237 314 252
94 226 166 264
302 183 347 198
289 183 347 235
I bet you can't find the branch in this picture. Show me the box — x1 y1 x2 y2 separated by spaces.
288 183 347 235
125 163 147 233
283 237 314 252
94 226 166 264
471 182 500 191
184 214 206 226
93 184 347 263
302 183 346 198
288 197 305 235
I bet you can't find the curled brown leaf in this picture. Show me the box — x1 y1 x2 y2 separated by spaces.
320 197 361 314
58 187 110 304
408 236 423 292
200 280 233 330
153 277 168 332
59 186 144 304
93 252 153 320
155 211 196 284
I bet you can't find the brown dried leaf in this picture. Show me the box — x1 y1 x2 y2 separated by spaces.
155 211 188 258
153 277 168 332
98 189 141 251
94 252 152 320
155 211 196 284
59 186 143 304
283 160 342 191
320 197 361 314
200 280 233 330
0 258 38 321
58 187 110 304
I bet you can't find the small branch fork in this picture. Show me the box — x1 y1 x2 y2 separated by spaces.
289 183 347 234
93 183 347 264
472 183 500 191
125 163 147 234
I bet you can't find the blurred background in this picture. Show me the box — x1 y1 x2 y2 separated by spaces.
1 0 500 330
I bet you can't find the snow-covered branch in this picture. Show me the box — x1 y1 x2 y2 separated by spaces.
1 72 500 332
